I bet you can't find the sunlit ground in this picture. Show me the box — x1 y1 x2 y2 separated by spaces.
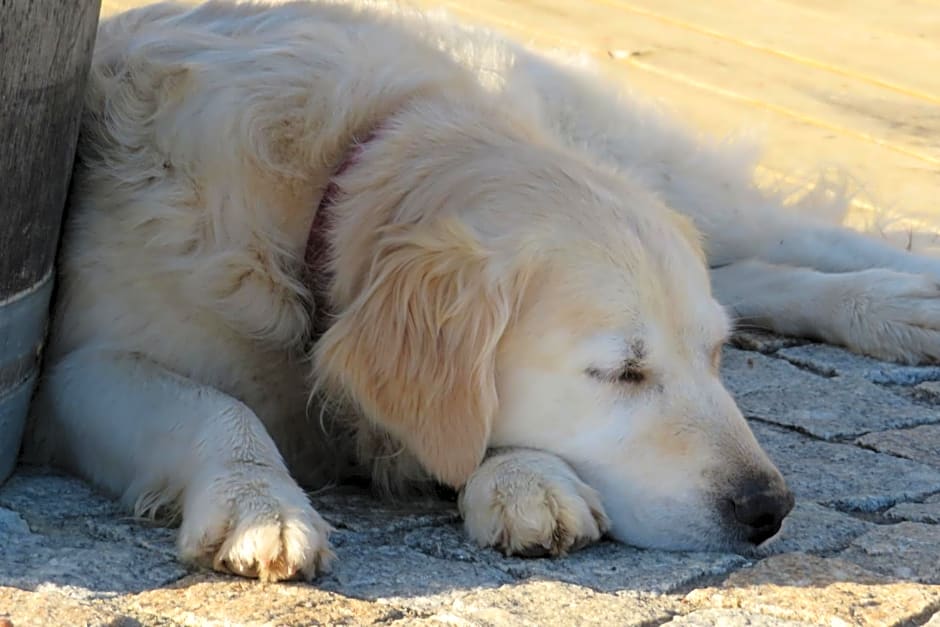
100 0 940 254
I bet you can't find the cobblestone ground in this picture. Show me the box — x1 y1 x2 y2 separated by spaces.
2 332 939 626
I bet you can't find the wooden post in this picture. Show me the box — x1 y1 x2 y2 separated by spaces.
0 0 102 483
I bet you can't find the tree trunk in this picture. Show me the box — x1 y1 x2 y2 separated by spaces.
0 0 102 483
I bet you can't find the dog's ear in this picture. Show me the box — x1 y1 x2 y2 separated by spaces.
314 220 520 488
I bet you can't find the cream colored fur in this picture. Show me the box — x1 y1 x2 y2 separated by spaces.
25 0 940 581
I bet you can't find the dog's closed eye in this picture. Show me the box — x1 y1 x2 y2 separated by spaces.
586 363 647 385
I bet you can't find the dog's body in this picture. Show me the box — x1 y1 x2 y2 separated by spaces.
25 0 940 581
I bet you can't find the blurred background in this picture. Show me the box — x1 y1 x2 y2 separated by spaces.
103 0 940 252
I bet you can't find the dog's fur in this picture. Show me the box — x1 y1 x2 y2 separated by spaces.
25 0 940 581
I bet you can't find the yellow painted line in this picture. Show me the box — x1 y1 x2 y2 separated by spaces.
596 0 940 107
440 1 940 167
622 56 940 167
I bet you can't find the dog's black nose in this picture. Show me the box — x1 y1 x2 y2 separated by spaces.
731 483 795 545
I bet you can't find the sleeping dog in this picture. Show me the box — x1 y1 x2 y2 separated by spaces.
26 0 940 581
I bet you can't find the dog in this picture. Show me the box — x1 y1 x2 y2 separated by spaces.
24 0 940 582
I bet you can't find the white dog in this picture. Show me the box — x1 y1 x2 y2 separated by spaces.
25 0 940 581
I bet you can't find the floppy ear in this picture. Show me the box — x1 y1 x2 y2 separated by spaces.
314 220 519 488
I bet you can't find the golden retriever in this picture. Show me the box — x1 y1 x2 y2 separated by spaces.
25 0 940 581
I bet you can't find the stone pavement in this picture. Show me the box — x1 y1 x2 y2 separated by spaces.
1 332 939 626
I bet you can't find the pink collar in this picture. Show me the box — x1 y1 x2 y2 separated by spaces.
304 130 378 335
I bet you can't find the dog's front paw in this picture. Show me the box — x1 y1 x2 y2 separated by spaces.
827 269 940 364
459 449 609 557
178 467 333 581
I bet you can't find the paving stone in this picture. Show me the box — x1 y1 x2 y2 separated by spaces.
392 581 680 626
0 466 120 526
720 348 810 397
914 381 940 402
2 337 938 625
885 494 940 523
311 486 460 535
684 553 940 626
664 608 814 626
0 507 29 535
721 350 937 441
752 422 940 511
0 468 188 596
0 587 128 627
0 525 188 596
117 573 403 626
856 424 940 468
839 522 940 584
400 523 748 595
739 379 938 440
778 344 940 385
757 501 874 556
320 530 515 600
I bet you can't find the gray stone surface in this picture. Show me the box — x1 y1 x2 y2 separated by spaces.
312 487 460 535
391 581 680 626
400 523 747 595
751 422 940 511
722 351 940 440
720 347 807 396
778 343 940 384
914 380 940 402
885 494 940 523
2 335 940 625
839 522 940 583
856 424 940 468
684 553 940 626
664 609 815 626
757 501 874 555
0 506 29 535
0 469 187 596
321 538 514 600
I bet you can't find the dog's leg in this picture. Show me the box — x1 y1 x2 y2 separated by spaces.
712 260 940 363
28 348 332 581
743 218 940 279
459 448 609 556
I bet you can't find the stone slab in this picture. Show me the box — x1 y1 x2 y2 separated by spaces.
0 467 120 524
664 608 815 626
856 424 940 468
752 422 940 511
839 522 940 584
311 487 460 536
0 587 127 627
684 553 940 626
392 581 680 626
915 381 940 402
757 501 874 556
399 523 747 595
721 350 938 441
319 533 514 600
117 573 404 626
720 348 812 397
885 494 940 524
777 344 940 385
0 507 28 535
0 468 188 597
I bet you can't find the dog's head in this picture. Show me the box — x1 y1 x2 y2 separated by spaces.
313 118 792 552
